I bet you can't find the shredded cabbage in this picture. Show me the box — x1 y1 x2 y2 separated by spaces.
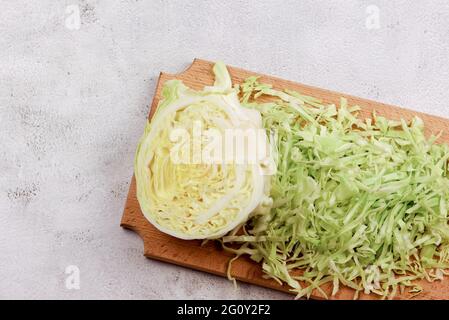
134 62 273 239
223 76 449 299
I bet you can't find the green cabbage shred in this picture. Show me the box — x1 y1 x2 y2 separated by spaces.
223 76 449 299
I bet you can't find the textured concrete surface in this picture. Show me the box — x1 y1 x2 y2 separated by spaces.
1 0 449 299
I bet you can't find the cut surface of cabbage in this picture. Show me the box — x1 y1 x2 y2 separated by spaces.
135 62 273 239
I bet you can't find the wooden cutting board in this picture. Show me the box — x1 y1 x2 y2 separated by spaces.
121 58 449 300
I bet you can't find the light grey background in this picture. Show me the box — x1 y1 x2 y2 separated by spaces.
1 0 449 299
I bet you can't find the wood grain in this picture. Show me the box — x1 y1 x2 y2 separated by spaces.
121 58 449 300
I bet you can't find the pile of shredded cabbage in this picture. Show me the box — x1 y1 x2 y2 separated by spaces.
223 76 449 299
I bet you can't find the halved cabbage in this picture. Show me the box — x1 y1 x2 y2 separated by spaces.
135 62 273 239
